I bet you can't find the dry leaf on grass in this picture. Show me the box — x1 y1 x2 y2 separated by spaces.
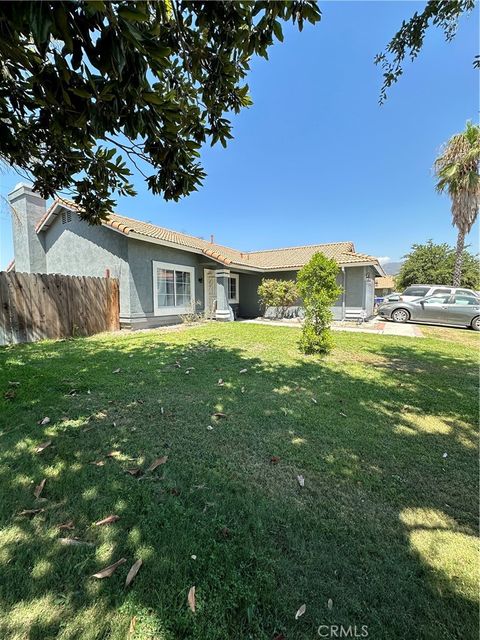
339 412 347 418
270 456 280 465
34 478 46 498
35 440 52 454
59 538 94 547
125 559 143 587
94 514 120 526
311 398 318 404
112 368 121 374
239 368 248 374
147 456 168 472
92 558 126 578
188 585 196 612
105 450 121 458
19 508 44 517
38 416 51 426
4 389 16 400
91 460 106 467
128 617 137 637
295 603 306 619
125 467 142 477
58 520 75 530
297 475 305 487
212 412 227 419
327 598 333 610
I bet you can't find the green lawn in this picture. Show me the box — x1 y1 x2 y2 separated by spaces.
0 323 478 640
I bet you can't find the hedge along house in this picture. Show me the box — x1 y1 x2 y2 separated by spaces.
7 184 385 328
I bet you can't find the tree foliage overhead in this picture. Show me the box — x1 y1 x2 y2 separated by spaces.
0 0 320 223
396 240 480 291
375 0 476 103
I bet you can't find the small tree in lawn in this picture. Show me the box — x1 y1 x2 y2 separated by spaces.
297 253 342 355
257 279 298 319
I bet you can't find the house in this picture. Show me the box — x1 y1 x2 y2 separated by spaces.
7 183 385 328
375 275 396 298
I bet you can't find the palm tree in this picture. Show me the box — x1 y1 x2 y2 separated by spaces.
434 121 480 286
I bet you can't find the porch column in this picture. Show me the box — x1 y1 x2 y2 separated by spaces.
215 269 232 321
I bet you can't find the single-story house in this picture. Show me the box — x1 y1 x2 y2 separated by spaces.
7 183 385 328
375 275 396 298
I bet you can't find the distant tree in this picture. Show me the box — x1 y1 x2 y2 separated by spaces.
396 240 480 290
296 253 341 355
257 279 298 318
376 0 477 103
434 122 480 286
0 1 320 223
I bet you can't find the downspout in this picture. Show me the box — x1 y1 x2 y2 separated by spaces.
341 267 346 321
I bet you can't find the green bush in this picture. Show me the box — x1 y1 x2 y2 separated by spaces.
257 279 298 318
296 253 342 355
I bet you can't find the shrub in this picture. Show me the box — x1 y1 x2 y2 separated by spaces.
296 253 342 355
257 279 298 318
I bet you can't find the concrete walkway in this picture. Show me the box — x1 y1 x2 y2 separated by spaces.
240 317 422 338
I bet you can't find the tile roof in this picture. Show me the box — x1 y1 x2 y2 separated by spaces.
38 198 383 273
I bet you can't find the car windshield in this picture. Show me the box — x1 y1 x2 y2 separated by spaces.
403 286 430 297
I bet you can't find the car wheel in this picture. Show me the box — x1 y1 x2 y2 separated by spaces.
391 308 410 323
471 316 480 331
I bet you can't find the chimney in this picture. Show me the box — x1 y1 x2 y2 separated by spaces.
8 183 47 273
210 234 214 244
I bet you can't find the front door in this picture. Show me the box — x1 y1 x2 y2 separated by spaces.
204 269 216 319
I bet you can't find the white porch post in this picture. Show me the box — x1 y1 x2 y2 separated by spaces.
215 269 232 321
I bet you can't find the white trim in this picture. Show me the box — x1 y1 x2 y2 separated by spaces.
227 273 239 303
152 260 195 316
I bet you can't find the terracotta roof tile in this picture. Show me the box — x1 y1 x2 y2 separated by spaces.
39 198 382 272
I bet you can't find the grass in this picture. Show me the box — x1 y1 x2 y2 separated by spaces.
0 322 478 640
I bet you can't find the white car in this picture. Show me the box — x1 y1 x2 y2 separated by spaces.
397 284 478 302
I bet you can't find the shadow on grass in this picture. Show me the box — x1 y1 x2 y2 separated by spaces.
0 328 478 640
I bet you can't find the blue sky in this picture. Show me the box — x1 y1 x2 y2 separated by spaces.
0 1 478 268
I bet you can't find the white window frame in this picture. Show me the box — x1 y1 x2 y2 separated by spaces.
228 273 239 304
152 261 195 316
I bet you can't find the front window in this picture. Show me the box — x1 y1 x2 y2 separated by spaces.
153 261 194 315
228 274 239 303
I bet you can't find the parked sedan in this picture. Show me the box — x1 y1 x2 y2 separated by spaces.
378 292 480 330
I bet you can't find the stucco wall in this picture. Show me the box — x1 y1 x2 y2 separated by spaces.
43 212 131 317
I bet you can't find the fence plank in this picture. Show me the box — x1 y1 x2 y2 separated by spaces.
0 272 120 345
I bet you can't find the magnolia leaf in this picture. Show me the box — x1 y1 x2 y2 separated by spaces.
39 416 51 425
59 537 94 547
112 368 121 374
327 598 333 610
34 478 46 498
58 520 75 530
94 514 120 526
239 368 248 374
295 603 306 619
217 378 224 386
297 475 305 487
125 558 143 587
125 467 142 476
35 440 52 453
19 508 44 517
188 585 196 612
147 456 168 471
212 412 227 419
92 558 127 578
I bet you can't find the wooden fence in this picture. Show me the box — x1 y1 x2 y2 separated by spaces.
0 272 120 345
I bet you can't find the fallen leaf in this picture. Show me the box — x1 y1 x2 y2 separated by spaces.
241 386 245 394
92 558 127 579
219 526 231 539
4 389 16 400
106 450 121 458
59 537 95 547
339 412 347 418
91 459 106 467
38 416 51 426
147 456 168 472
112 368 121 374
128 617 137 637
297 475 305 487
311 398 317 404
270 456 280 465
34 478 46 498
239 368 248 374
327 598 333 610
8 381 20 386
94 514 120 526
217 378 224 386
125 559 143 587
125 467 142 477
206 425 214 431
273 635 286 640
19 508 44 517
191 554 197 560
212 412 227 419
295 603 306 619
442 452 448 458
188 585 196 612
58 520 75 530
35 440 52 454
